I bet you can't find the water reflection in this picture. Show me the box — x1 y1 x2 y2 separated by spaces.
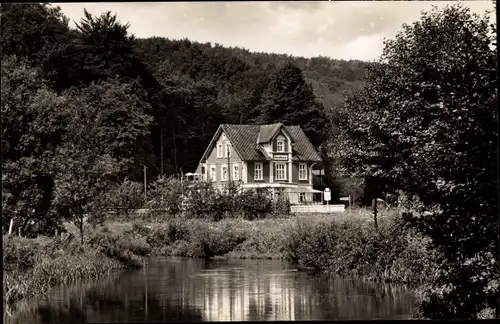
6 258 419 323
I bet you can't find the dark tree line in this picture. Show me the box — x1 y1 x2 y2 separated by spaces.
2 3 364 235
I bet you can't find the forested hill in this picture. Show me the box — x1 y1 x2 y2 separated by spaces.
1 4 371 186
136 37 370 118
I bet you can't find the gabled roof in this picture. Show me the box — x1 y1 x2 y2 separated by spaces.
285 125 321 162
222 124 270 161
199 124 322 163
257 123 295 144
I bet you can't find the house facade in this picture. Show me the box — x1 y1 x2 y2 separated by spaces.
195 123 323 204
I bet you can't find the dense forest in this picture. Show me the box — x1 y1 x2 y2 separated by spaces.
1 3 370 186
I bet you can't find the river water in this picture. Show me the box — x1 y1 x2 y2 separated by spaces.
7 257 419 323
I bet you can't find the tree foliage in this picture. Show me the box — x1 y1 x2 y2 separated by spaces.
1 57 70 235
0 3 74 90
338 4 497 319
252 62 329 147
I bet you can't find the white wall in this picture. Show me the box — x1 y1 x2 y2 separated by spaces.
290 205 345 213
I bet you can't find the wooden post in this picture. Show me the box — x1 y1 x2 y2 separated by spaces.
8 218 13 236
373 198 378 231
143 165 147 202
80 208 84 246
227 150 231 184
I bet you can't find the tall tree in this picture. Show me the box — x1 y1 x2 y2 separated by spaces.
51 78 153 244
252 62 329 147
64 78 155 180
1 56 72 235
339 4 497 319
73 10 142 85
72 10 162 180
0 3 77 91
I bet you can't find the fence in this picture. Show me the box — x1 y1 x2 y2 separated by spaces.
290 204 345 214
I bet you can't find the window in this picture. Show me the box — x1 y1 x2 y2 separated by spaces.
299 163 307 180
210 166 216 182
232 165 239 180
217 144 223 158
254 162 263 180
299 192 306 202
276 135 285 152
275 163 286 180
225 143 231 157
221 165 228 181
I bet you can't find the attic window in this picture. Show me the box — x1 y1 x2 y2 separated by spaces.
217 144 223 158
276 135 285 152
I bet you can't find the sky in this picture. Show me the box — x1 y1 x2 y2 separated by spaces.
54 1 495 62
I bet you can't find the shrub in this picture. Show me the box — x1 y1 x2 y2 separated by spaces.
2 232 140 306
271 189 290 217
146 176 183 216
238 189 272 220
183 181 221 219
282 212 438 284
3 236 40 271
104 179 144 215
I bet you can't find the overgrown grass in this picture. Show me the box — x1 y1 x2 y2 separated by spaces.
3 227 145 308
283 210 439 284
96 208 439 284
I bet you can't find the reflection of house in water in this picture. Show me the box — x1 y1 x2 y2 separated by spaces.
183 270 304 321
14 259 417 323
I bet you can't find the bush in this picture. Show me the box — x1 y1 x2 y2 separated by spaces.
145 176 183 216
140 178 288 221
2 232 141 306
3 237 39 271
271 189 290 217
282 212 438 283
104 179 144 215
180 181 275 221
238 189 272 220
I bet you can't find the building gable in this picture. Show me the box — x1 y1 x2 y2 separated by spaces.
198 127 244 164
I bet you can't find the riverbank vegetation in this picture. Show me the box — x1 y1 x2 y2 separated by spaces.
3 232 144 308
3 205 436 310
65 205 439 283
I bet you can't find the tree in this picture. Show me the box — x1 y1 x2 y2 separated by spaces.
217 66 273 124
1 56 71 235
339 4 497 319
52 145 121 245
65 78 154 179
49 77 154 244
252 62 329 148
0 4 75 90
73 9 142 85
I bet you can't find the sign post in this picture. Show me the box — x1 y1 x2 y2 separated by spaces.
324 187 331 208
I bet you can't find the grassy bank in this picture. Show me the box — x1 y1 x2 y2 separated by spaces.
97 208 439 284
3 208 438 312
3 229 145 309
